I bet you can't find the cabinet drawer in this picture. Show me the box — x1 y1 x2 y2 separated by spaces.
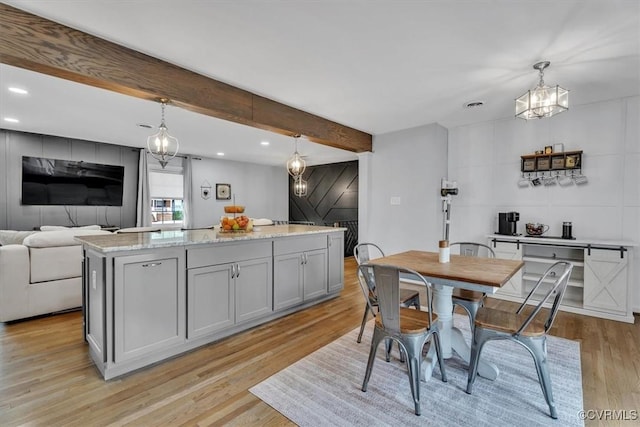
187 240 272 269
274 235 326 256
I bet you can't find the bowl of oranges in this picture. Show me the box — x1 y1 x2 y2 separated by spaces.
220 215 253 233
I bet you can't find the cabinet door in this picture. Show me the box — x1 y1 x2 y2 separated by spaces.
491 241 522 297
114 250 185 362
187 263 235 340
273 253 304 310
235 257 273 323
584 249 629 314
327 233 344 293
303 249 328 300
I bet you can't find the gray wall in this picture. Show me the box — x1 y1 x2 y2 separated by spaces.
0 129 138 230
190 156 288 228
359 122 448 254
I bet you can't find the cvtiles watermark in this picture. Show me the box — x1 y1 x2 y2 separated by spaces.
578 409 639 421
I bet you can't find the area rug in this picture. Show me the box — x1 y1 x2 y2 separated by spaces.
250 315 583 426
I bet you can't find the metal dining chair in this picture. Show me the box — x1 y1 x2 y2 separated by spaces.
450 242 495 332
466 261 573 419
359 263 447 416
353 243 421 343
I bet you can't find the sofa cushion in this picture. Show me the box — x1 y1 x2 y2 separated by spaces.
23 229 111 248
0 230 37 246
30 245 82 283
40 225 102 231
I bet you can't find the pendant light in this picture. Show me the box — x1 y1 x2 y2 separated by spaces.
293 175 307 197
147 98 179 168
286 134 306 177
515 61 568 120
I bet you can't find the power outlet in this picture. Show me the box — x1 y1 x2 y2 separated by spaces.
390 196 401 205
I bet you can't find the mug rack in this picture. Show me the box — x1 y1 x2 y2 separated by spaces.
521 150 582 173
519 150 585 187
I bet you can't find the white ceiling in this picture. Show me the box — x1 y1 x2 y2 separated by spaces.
1 0 639 166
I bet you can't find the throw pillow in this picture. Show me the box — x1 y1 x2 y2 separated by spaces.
40 225 102 231
0 230 37 246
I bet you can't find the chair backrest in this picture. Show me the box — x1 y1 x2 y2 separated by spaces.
354 243 385 294
450 242 495 258
516 261 573 335
358 264 434 335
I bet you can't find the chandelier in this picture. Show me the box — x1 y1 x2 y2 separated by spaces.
515 61 568 120
147 99 179 168
293 175 308 197
286 134 306 177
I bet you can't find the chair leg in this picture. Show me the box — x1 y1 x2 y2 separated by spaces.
403 337 424 416
466 328 491 394
357 304 371 343
431 331 447 382
523 337 558 419
362 328 384 392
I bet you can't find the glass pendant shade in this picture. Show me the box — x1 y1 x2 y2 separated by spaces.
287 135 306 177
515 61 568 120
293 175 307 197
147 100 179 168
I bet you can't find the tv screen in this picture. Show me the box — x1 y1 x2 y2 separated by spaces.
22 156 124 206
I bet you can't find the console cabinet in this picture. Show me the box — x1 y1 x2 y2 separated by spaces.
488 236 635 323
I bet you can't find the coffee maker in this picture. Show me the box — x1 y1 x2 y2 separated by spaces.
498 212 520 235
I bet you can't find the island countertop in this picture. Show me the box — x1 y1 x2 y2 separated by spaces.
76 225 345 253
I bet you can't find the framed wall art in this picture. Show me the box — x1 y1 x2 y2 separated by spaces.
216 183 231 200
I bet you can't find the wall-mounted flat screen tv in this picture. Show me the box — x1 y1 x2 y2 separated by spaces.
22 156 124 206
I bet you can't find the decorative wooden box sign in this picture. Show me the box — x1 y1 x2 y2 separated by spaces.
521 150 583 173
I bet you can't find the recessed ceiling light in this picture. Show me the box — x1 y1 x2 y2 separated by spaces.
136 123 153 129
261 141 270 146
4 117 19 123
217 152 225 156
8 87 28 95
464 101 485 109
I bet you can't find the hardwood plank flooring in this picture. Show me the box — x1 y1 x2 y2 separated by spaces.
0 257 638 426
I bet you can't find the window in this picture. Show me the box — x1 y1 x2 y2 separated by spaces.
149 166 184 225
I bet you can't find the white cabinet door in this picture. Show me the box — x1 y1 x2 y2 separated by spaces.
584 249 629 314
187 263 235 340
490 240 522 297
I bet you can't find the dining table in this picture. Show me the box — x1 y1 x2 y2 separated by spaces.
370 249 524 381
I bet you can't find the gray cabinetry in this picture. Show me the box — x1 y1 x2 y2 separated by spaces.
113 249 185 363
187 263 235 339
274 235 328 309
186 241 273 340
327 232 344 293
273 252 303 310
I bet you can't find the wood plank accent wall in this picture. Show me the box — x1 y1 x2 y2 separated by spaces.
289 161 358 255
0 3 372 153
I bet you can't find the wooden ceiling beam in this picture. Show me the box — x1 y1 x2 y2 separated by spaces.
0 3 372 153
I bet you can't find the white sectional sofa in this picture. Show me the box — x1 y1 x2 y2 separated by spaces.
0 227 111 322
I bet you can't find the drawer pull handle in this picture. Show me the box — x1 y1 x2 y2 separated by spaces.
142 262 162 268
236 264 240 277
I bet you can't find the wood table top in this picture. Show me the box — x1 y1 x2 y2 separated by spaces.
370 250 524 288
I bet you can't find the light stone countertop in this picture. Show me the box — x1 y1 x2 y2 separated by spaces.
76 225 345 254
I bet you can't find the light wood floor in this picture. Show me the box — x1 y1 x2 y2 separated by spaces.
1 257 638 426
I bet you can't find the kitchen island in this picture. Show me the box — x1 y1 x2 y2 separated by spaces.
77 225 345 379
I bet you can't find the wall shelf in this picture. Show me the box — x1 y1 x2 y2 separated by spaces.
521 150 582 173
